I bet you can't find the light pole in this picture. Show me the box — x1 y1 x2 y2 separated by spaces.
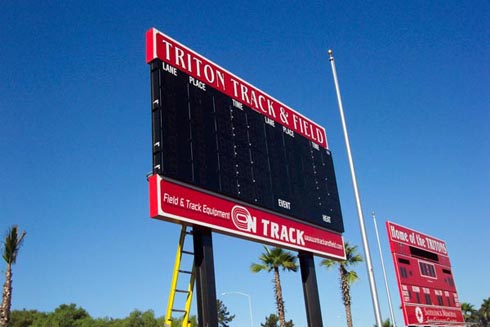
372 211 397 327
328 49 384 327
221 291 254 327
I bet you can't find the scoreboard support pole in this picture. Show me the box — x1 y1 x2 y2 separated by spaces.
299 252 324 326
193 227 218 327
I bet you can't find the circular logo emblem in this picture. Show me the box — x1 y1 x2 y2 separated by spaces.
231 205 256 232
415 306 424 323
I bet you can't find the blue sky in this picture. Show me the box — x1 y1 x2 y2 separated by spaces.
1 1 488 327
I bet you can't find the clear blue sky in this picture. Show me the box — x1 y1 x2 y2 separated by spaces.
1 1 488 326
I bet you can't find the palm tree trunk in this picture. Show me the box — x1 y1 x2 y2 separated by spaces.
273 267 286 327
0 264 12 327
345 302 353 327
340 265 353 327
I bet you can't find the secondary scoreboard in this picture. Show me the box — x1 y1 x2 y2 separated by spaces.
147 28 346 259
386 221 464 326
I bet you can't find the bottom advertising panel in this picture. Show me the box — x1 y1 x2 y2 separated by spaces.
149 174 345 260
404 304 465 326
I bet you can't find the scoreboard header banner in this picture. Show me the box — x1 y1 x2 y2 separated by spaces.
146 27 328 148
387 221 448 257
149 175 346 259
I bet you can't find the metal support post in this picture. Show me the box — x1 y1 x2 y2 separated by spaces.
193 227 218 327
299 252 323 326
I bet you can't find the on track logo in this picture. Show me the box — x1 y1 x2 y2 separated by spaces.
415 306 424 323
231 205 257 233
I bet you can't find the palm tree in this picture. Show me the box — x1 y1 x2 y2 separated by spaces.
461 302 477 322
251 246 298 327
480 298 490 327
320 242 363 327
217 299 235 327
0 225 26 327
373 318 393 327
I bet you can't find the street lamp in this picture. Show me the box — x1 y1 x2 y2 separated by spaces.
221 291 254 327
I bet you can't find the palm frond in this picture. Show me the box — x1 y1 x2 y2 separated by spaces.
2 225 26 264
250 263 267 273
320 259 336 269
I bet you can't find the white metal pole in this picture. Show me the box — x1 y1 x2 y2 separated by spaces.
221 291 254 327
327 49 384 327
372 211 397 327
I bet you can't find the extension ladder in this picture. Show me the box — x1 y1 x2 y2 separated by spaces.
164 225 195 327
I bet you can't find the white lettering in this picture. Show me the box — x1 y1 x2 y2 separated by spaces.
162 62 177 76
282 126 294 138
189 76 206 91
264 117 275 127
232 99 243 110
230 78 239 97
185 199 202 212
390 225 409 242
204 64 214 83
296 230 305 245
289 228 296 243
250 89 259 110
260 218 305 246
240 84 250 103
271 222 279 239
267 99 276 118
175 47 185 68
216 70 225 90
278 198 291 209
193 57 203 77
258 95 267 113
315 128 324 145
160 39 173 61
280 226 289 242
163 193 179 205
261 219 270 237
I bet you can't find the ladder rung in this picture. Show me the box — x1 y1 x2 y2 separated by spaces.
176 289 190 293
182 250 194 255
179 269 193 274
172 309 187 313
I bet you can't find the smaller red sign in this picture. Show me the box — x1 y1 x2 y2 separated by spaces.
149 175 345 260
386 221 464 326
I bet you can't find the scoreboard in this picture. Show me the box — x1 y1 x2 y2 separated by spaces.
150 61 343 232
150 58 343 233
386 221 464 326
147 27 346 258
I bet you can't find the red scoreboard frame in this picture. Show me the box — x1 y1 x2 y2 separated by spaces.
386 221 464 326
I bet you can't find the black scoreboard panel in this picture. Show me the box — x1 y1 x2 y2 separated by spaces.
151 59 344 233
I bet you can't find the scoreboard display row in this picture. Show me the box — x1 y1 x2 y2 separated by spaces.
150 59 344 233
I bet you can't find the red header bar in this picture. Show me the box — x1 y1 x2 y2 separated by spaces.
146 27 328 148
386 221 448 256
149 175 345 259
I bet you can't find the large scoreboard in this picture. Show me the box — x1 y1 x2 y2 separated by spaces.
386 221 464 326
147 28 346 259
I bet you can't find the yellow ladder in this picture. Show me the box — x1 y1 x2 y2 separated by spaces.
164 225 196 327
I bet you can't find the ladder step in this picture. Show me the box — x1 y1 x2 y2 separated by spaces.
182 250 194 255
176 289 190 293
179 269 193 274
172 309 187 313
